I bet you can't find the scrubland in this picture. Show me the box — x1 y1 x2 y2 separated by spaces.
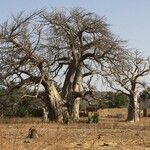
0 108 150 150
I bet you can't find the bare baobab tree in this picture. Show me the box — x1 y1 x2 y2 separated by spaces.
0 10 64 121
103 50 150 122
0 8 125 122
41 8 125 121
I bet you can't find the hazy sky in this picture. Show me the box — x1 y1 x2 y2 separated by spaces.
1 0 150 90
0 0 150 56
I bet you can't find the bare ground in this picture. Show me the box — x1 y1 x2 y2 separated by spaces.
0 109 150 150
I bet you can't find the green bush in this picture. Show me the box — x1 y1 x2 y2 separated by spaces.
0 88 44 117
103 91 128 108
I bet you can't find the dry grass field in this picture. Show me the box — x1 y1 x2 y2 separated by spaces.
0 108 150 150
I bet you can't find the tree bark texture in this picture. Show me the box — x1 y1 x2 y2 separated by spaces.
62 62 83 121
42 79 64 122
72 65 83 121
127 93 140 122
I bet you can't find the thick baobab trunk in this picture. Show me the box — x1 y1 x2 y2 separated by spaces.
61 60 83 121
61 62 76 99
48 82 64 122
72 65 82 121
72 98 80 121
37 63 64 122
127 93 140 122
42 80 64 122
62 62 82 121
61 62 76 117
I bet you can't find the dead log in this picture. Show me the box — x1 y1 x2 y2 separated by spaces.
27 127 39 139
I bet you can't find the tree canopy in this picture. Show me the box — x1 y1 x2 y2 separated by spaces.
0 8 145 122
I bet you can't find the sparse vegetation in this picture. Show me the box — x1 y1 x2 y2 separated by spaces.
0 108 150 149
0 6 150 150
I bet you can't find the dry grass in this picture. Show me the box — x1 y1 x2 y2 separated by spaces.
0 109 150 150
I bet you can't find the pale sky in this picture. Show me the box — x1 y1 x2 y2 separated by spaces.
0 0 150 57
1 0 150 90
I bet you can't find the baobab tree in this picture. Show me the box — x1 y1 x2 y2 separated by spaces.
41 8 125 120
0 10 64 121
0 8 125 122
103 51 150 122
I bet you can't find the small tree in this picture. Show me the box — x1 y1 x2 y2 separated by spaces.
103 51 150 122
